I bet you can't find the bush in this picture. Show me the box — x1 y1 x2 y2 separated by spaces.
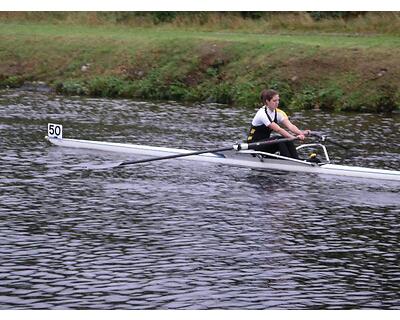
231 82 259 107
339 84 398 112
240 12 264 20
318 86 344 110
55 80 88 95
289 88 318 111
208 82 233 104
152 12 177 24
267 81 293 109
373 84 398 113
308 12 365 21
0 75 25 88
172 83 191 100
87 76 126 97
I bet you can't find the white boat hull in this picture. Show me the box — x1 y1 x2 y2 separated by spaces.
46 136 400 181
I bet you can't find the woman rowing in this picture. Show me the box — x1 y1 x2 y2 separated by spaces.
247 89 310 159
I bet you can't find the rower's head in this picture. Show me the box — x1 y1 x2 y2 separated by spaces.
261 89 279 110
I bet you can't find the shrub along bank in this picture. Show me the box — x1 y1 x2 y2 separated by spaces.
0 22 399 112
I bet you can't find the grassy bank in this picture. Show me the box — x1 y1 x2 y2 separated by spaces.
1 16 399 112
2 12 400 35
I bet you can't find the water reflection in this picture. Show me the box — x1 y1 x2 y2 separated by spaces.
0 90 399 309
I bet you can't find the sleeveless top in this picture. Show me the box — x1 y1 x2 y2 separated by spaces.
247 107 281 142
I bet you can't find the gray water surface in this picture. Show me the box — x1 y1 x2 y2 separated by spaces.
0 90 399 309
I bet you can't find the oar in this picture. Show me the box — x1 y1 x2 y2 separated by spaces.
117 136 299 167
310 132 350 150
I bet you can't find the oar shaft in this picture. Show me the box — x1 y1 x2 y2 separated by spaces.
237 136 299 151
118 146 233 166
118 136 299 167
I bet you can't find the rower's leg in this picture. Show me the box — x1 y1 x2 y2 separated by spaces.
253 143 279 158
286 141 299 159
277 141 290 157
262 144 279 154
277 141 299 159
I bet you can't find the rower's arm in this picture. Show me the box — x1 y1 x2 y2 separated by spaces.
282 118 310 137
268 122 295 139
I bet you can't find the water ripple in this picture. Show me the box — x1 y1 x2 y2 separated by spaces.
0 90 399 309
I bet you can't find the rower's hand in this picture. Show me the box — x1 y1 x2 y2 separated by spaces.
297 133 306 141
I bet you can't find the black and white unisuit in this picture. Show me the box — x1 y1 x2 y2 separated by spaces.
247 106 288 142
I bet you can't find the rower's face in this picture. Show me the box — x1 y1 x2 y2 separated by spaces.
268 94 279 109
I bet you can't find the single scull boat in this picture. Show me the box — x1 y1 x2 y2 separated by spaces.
45 123 400 181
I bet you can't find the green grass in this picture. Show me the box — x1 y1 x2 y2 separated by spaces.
0 21 399 112
2 22 400 48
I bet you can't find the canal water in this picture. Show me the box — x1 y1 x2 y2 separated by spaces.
0 90 399 309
